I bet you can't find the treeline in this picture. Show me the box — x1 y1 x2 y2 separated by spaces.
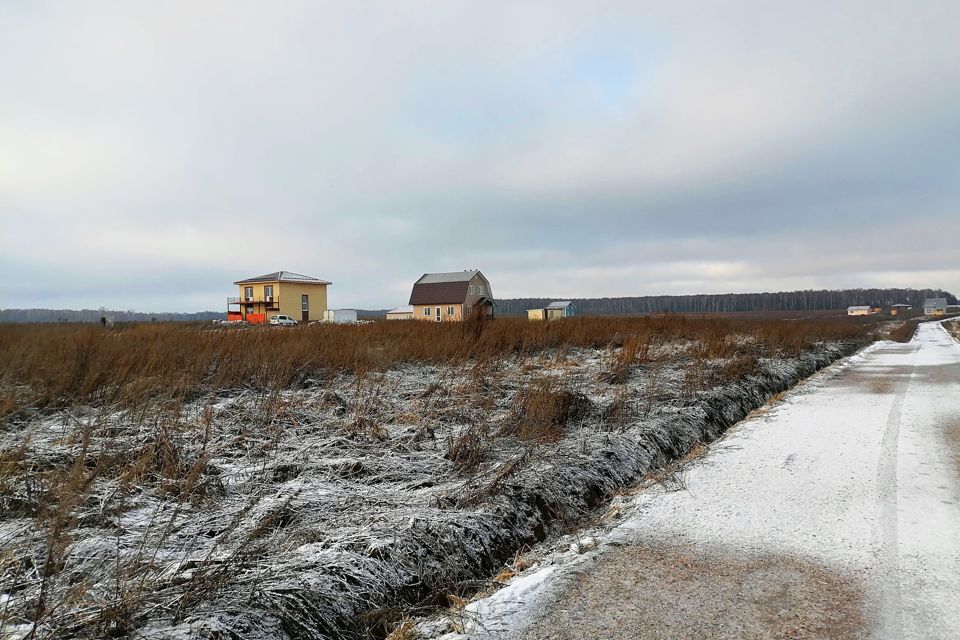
497 288 957 316
0 308 223 324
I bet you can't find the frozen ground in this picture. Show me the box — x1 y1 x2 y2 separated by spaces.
1 327 867 639
435 321 960 639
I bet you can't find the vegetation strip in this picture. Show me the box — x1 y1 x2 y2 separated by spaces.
0 318 876 639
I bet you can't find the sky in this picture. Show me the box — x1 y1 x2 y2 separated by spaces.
1 1 958 312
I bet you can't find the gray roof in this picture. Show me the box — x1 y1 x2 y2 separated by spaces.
847 306 871 310
923 298 947 309
415 270 480 284
545 301 573 309
387 305 414 314
235 271 331 285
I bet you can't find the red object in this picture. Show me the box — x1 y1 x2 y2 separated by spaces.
246 313 267 324
227 312 242 322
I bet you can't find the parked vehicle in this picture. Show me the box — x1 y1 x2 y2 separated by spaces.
269 314 297 326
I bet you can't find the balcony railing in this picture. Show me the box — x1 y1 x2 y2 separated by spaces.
227 296 280 308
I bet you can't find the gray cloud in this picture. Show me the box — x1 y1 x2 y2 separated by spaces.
1 1 958 311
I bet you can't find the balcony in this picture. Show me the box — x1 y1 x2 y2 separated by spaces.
227 296 280 309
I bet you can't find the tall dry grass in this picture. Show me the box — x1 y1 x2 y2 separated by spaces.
0 315 872 418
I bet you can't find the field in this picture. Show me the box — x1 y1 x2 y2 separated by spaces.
0 316 883 639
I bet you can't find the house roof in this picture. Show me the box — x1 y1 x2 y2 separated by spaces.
545 301 573 309
890 303 912 307
409 270 490 305
848 306 871 310
409 281 471 305
234 271 332 285
923 298 947 309
387 305 414 314
415 270 481 284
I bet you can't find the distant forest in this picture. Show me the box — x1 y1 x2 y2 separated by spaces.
0 308 223 323
496 288 958 316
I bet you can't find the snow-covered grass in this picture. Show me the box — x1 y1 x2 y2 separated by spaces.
0 318 874 639
945 318 960 342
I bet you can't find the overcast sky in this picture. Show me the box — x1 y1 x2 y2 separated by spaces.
2 1 958 312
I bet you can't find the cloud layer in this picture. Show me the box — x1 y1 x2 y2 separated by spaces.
2 1 958 310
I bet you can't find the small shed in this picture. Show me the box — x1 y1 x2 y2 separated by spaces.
324 309 359 324
529 301 576 320
386 305 414 320
545 301 575 319
847 306 872 316
923 298 947 316
889 303 911 316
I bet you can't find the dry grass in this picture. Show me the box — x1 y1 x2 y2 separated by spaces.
888 319 921 343
506 383 591 443
945 319 960 343
0 314 878 639
0 315 871 419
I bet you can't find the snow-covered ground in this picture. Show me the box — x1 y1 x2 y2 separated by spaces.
436 321 960 639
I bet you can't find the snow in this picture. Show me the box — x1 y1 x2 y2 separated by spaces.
436 322 960 639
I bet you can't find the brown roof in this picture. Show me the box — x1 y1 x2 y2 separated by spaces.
409 281 470 305
234 271 331 285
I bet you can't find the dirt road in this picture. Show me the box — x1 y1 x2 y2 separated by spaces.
451 321 960 639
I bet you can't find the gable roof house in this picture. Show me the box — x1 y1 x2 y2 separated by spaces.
228 271 331 324
923 298 947 316
408 270 494 322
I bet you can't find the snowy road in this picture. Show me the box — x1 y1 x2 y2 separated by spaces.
452 321 960 639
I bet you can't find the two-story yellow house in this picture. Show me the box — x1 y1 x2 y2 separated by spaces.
227 271 331 323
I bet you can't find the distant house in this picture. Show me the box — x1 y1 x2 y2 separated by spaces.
324 309 358 324
847 306 872 316
386 305 414 320
923 298 948 316
889 303 911 316
229 271 331 324
529 301 576 320
408 270 494 322
545 300 575 319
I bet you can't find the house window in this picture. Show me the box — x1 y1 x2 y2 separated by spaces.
244 286 253 300
447 306 454 316
301 295 309 312
476 285 484 296
264 285 273 300
423 307 431 316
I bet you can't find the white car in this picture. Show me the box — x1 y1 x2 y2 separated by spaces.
269 315 297 326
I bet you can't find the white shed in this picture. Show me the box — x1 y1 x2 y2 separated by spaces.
324 309 359 324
